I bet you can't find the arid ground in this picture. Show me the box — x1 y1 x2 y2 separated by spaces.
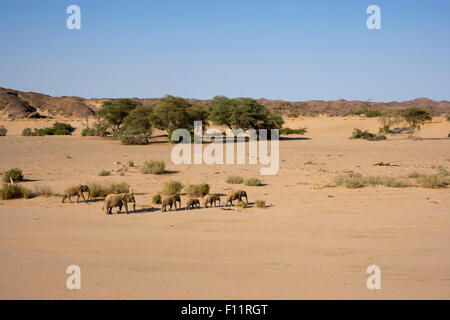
0 117 449 299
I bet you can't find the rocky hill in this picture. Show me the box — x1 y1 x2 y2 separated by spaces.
1 87 449 120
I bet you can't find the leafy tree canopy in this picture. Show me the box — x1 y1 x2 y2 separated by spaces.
123 105 153 136
97 99 138 134
150 95 208 137
208 96 284 131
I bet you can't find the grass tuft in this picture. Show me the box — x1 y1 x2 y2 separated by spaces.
152 193 162 204
98 170 111 176
186 183 210 196
244 177 262 186
140 160 166 174
0 183 32 200
88 181 130 198
2 168 24 183
226 176 244 184
162 180 183 195
254 200 266 208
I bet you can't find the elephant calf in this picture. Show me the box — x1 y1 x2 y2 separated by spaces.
203 194 221 208
225 190 248 206
62 184 90 203
161 194 181 212
186 198 200 210
103 192 136 215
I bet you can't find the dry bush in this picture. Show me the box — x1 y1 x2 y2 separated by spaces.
34 185 53 197
226 176 244 184
334 173 366 188
2 168 24 183
88 181 130 198
186 183 210 196
162 180 183 195
152 193 162 204
254 200 266 208
0 184 32 200
244 177 262 186
98 170 111 176
237 201 248 208
140 160 165 174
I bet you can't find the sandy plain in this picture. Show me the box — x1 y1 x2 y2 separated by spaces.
0 116 449 299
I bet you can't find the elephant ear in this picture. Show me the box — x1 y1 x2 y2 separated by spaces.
122 194 128 201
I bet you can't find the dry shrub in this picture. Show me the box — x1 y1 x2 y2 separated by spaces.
186 183 210 196
88 181 130 198
35 185 53 197
152 193 162 204
140 160 165 174
226 176 243 184
237 201 248 208
0 184 31 200
244 177 262 186
2 168 24 183
98 170 111 176
254 200 266 208
162 180 183 195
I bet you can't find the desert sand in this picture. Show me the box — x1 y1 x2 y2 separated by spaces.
0 116 449 299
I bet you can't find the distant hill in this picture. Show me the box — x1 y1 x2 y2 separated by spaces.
1 87 449 119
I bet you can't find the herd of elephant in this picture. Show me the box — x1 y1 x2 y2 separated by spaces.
61 184 249 215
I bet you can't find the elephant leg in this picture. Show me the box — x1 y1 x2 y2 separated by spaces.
124 203 129 214
68 196 73 204
80 192 87 203
118 204 122 214
62 195 67 203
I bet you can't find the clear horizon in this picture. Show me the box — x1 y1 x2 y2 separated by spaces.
1 0 449 101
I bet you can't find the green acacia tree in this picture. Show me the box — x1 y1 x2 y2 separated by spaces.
97 99 137 135
150 95 208 139
208 96 284 132
398 107 432 136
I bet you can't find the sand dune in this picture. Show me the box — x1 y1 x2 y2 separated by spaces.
0 117 449 299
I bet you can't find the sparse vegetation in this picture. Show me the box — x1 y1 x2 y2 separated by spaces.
34 185 53 197
334 172 366 188
255 200 266 208
98 170 111 176
87 181 130 198
162 180 183 195
244 177 262 186
81 128 96 136
33 122 76 136
237 201 248 208
417 174 449 189
0 183 32 200
280 127 307 135
2 168 24 183
447 115 450 121
22 128 37 136
121 135 150 145
335 169 450 189
152 193 162 204
140 160 166 174
186 183 210 196
398 107 432 136
351 128 386 141
226 176 244 184
0 125 7 136
127 160 134 167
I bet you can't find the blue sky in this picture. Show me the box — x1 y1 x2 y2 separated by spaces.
0 0 449 101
